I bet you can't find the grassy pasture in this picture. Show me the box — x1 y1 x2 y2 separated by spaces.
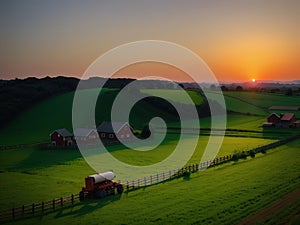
141 89 204 105
0 135 275 210
2 138 299 225
0 88 179 145
1 88 298 146
206 91 300 117
0 88 299 224
224 91 300 109
223 91 300 118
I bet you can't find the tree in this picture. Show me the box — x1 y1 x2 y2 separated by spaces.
285 88 293 96
236 86 243 92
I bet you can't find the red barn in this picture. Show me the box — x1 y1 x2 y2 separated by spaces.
267 113 281 123
97 122 134 142
74 128 98 144
50 128 73 147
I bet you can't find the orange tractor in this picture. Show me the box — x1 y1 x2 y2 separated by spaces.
79 171 123 200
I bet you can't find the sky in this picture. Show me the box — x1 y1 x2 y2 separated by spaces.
0 0 299 82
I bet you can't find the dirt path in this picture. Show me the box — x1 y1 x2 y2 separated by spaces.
238 188 300 225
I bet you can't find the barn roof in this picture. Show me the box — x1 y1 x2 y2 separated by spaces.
74 128 97 137
281 113 295 121
50 128 73 137
97 121 130 133
267 113 280 119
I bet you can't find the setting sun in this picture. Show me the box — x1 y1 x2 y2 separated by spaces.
252 78 256 83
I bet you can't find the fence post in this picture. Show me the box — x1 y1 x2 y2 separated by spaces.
22 205 25 216
137 179 140 187
52 199 55 210
71 194 74 205
60 197 63 207
32 203 35 214
42 202 44 213
126 181 129 191
156 173 159 182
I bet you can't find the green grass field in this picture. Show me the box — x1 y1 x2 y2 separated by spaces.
1 89 298 146
0 88 299 224
223 91 300 118
0 88 178 145
3 138 299 225
206 91 300 117
141 89 204 105
0 135 275 210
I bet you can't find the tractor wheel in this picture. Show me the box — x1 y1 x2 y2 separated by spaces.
107 188 115 196
95 189 107 198
79 191 85 201
117 185 124 194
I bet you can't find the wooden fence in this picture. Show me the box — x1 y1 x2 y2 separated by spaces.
124 155 233 191
0 194 80 222
0 142 48 151
0 133 299 222
123 133 300 191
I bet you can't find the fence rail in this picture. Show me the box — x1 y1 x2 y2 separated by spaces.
123 133 300 191
0 142 48 150
0 194 79 221
0 133 299 222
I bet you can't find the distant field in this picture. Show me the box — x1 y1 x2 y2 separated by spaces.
3 139 300 225
141 89 204 105
206 91 300 117
224 91 300 109
0 88 182 145
1 89 298 147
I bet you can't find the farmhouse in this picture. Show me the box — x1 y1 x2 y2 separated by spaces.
73 128 98 143
97 121 134 141
267 113 281 123
50 128 73 147
263 113 297 128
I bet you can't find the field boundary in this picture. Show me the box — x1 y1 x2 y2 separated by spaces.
238 188 300 225
123 133 300 192
0 142 48 150
0 133 299 222
0 194 80 222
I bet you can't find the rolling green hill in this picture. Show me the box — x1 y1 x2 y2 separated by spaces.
206 91 300 117
0 135 275 210
2 139 299 225
0 88 182 145
0 88 299 224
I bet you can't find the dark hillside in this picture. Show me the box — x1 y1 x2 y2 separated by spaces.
0 76 79 128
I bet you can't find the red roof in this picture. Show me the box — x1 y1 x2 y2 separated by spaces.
281 113 295 121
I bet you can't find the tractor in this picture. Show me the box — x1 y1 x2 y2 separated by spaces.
79 171 123 201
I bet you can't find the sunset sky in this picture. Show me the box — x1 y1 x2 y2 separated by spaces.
0 0 299 82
